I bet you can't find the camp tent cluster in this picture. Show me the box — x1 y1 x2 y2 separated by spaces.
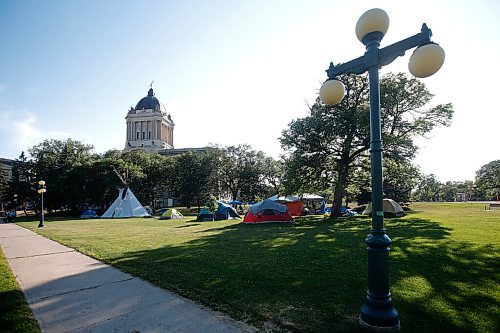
196 202 241 221
267 194 326 216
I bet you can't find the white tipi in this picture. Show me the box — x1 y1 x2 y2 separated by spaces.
101 187 150 218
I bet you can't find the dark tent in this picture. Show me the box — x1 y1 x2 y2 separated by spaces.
215 202 241 220
196 202 241 221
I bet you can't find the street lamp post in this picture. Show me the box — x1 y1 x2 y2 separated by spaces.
37 180 46 228
319 8 445 332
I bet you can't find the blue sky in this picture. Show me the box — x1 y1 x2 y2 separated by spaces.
1 0 499 182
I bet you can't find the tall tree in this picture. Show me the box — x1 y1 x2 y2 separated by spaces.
383 159 421 203
411 174 442 202
281 72 453 217
28 139 94 212
260 156 284 197
172 150 219 209
217 145 270 201
475 160 500 201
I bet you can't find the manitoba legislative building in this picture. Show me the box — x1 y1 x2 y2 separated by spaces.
123 86 204 156
123 87 175 153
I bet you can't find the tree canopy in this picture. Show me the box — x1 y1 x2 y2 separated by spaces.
280 72 454 217
475 160 500 201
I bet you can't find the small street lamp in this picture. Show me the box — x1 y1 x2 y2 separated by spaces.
319 8 445 332
37 180 46 228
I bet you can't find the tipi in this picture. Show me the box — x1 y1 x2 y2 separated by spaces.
101 187 150 218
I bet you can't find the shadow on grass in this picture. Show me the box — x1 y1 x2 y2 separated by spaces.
106 217 497 333
389 218 499 333
173 223 203 228
0 290 41 333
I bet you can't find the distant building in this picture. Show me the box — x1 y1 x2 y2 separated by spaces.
0 158 14 182
123 87 175 153
122 85 207 207
0 158 14 211
123 86 206 156
455 192 468 202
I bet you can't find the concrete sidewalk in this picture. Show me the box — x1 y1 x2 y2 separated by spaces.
0 223 256 333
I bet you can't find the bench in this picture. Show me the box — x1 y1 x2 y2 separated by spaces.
486 203 500 210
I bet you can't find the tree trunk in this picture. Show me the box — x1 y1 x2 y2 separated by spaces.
330 163 349 219
231 189 238 201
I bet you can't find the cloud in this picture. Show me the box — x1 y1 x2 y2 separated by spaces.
0 111 44 155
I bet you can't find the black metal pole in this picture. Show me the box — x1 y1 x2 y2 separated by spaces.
38 191 45 228
359 32 399 331
322 22 439 332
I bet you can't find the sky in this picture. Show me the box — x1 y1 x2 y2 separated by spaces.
0 0 499 182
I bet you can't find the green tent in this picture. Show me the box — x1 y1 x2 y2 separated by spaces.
160 208 184 220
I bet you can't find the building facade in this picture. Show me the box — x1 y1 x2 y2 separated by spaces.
123 87 175 153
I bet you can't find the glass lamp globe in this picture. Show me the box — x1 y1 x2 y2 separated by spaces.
408 42 445 78
319 79 345 105
355 8 390 42
38 180 45 186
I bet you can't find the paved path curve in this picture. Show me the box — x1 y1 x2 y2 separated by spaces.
0 223 256 333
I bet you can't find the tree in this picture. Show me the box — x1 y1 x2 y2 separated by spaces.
172 150 219 209
28 139 95 212
121 150 174 210
383 159 421 203
352 158 421 204
217 145 272 202
281 72 453 217
260 156 284 197
412 174 442 202
475 160 500 201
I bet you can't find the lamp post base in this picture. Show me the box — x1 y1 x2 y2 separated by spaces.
359 317 400 333
360 298 400 333
38 214 45 228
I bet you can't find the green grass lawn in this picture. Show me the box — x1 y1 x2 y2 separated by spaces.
0 247 41 333
18 203 500 333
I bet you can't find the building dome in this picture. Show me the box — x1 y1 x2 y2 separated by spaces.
135 88 161 111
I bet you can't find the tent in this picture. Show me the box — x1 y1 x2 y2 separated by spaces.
197 208 215 221
267 194 326 216
243 199 293 224
197 202 241 221
324 207 358 217
267 195 303 216
362 199 405 218
101 187 150 218
80 209 98 219
215 202 241 220
160 208 183 220
300 194 326 214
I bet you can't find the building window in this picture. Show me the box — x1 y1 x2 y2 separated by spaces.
148 131 151 139
136 132 140 140
142 132 145 139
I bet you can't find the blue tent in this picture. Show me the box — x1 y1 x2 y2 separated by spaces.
227 200 243 205
196 208 211 220
197 202 241 221
215 202 241 220
81 209 99 219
